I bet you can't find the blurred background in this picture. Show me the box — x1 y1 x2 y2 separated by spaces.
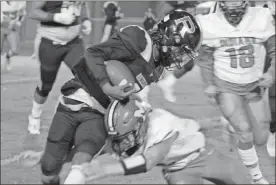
2 1 200 56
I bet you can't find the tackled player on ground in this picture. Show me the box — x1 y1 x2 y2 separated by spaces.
81 99 251 184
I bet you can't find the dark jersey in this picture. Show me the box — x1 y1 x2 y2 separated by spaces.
67 25 165 108
40 1 81 27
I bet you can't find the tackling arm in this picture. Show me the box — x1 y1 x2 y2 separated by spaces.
83 132 178 181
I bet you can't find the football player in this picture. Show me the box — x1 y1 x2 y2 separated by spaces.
81 99 250 184
100 1 124 43
27 1 92 135
196 1 275 184
37 9 202 184
1 1 26 71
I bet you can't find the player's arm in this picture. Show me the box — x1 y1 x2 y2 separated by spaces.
84 39 133 87
195 45 216 87
28 2 75 25
28 2 54 22
100 24 113 43
264 35 276 79
82 132 179 181
16 2 27 25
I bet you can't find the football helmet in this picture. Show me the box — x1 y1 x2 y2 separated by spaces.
219 1 249 26
149 9 202 70
103 1 123 19
104 99 149 157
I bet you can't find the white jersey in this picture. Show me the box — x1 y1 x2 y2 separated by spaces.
1 1 25 24
197 7 275 84
142 109 205 171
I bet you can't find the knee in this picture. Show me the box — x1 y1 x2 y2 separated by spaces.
236 129 253 144
40 153 63 178
41 174 60 185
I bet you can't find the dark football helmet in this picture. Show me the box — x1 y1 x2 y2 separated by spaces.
104 99 149 158
219 1 249 26
149 9 202 70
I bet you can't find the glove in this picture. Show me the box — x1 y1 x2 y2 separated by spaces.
53 12 76 25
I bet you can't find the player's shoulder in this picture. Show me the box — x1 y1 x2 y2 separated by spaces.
119 25 149 38
248 7 275 29
118 25 152 55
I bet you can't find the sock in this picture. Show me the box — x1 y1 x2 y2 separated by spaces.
238 145 263 181
64 165 86 184
31 100 44 118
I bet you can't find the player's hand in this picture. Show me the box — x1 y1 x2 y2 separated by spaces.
204 85 217 105
82 20 92 35
53 12 76 25
258 72 274 88
82 160 106 182
102 82 137 100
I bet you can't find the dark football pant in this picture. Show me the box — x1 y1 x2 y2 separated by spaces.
163 149 250 184
40 103 107 176
36 37 84 98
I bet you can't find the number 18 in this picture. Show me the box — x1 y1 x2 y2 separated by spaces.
226 45 255 68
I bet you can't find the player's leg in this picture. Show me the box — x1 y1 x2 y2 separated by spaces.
202 149 250 184
40 104 78 184
31 32 41 60
28 38 66 134
1 29 7 53
63 37 85 69
216 92 268 184
247 89 271 145
64 110 107 184
5 30 19 70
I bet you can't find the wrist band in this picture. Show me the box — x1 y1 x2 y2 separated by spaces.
120 154 147 175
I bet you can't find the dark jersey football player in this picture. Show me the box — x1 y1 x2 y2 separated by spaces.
100 1 124 43
143 8 157 31
27 1 92 135
39 9 202 184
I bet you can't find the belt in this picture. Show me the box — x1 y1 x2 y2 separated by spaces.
41 36 80 46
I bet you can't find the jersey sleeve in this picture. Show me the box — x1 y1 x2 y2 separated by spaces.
143 109 178 151
261 8 275 41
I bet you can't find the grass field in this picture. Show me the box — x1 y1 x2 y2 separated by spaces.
1 55 275 184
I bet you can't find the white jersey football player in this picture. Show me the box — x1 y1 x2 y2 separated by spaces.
196 1 275 184
80 99 250 184
1 1 26 71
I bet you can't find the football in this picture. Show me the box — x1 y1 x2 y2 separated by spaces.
105 60 136 91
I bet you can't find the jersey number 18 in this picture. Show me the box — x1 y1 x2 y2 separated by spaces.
226 45 255 68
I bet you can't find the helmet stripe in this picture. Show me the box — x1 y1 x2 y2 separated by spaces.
107 100 120 133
